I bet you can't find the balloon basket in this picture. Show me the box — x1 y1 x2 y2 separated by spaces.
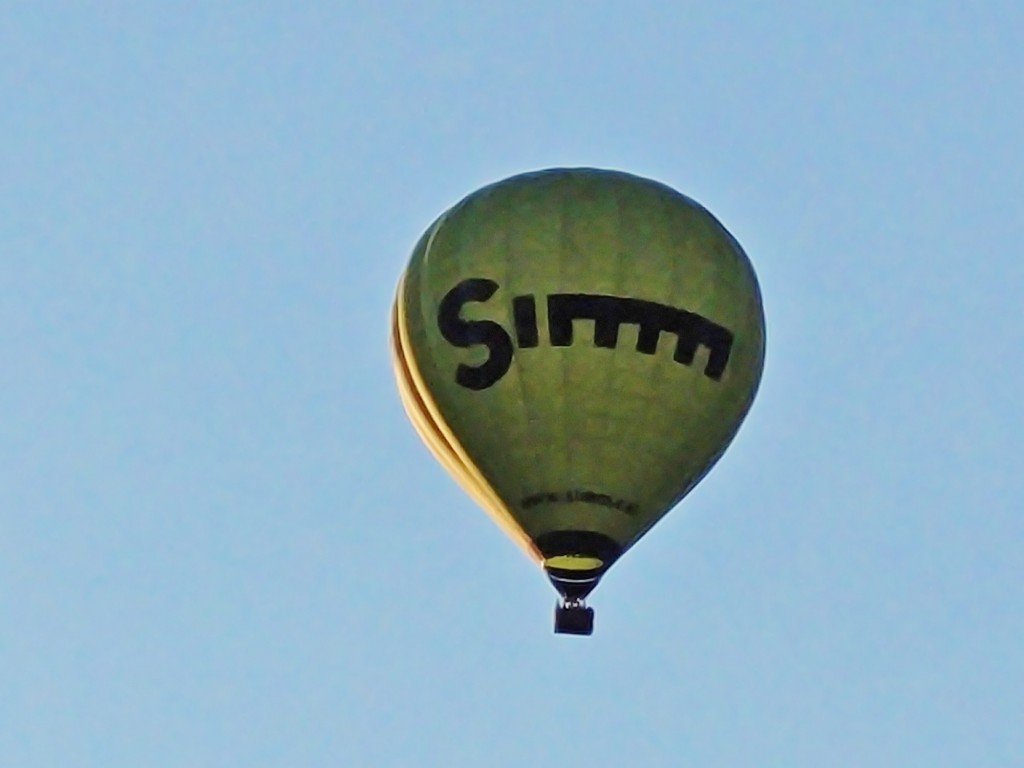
554 600 595 636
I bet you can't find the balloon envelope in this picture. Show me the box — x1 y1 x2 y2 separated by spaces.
391 168 764 615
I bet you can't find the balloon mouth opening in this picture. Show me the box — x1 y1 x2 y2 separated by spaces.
543 554 604 571
536 530 621 601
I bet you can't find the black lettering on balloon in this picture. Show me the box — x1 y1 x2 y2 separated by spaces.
521 489 640 516
547 293 733 380
436 278 735 389
437 278 514 390
512 295 539 348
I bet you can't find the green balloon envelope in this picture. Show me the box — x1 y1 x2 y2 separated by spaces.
392 168 765 603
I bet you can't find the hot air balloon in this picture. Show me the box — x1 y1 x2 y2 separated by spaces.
390 168 764 635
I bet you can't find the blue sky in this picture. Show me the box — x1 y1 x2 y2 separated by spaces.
3 4 1022 766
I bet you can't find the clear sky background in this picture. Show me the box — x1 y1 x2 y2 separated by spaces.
3 4 1022 766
